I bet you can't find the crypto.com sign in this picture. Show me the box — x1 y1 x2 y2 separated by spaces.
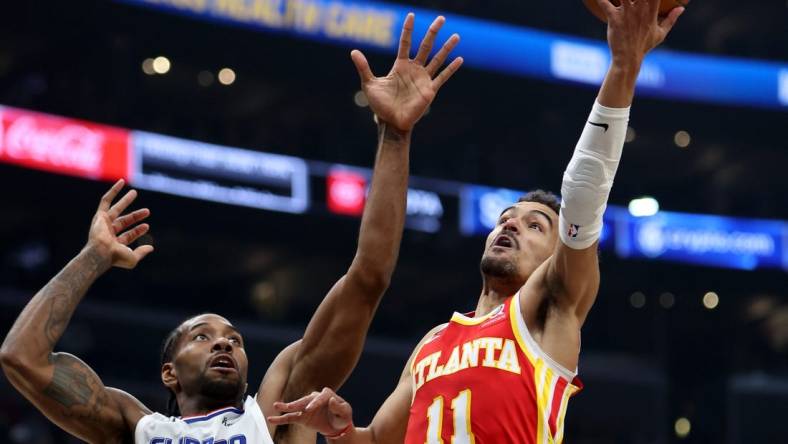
0 106 130 181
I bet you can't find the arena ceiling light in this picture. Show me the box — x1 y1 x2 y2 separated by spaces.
152 56 171 75
141 58 156 75
674 130 691 148
218 68 236 85
628 196 660 217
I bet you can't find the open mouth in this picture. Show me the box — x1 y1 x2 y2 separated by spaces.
492 234 516 249
209 354 237 372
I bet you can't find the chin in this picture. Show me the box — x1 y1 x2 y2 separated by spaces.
200 375 245 401
480 254 519 278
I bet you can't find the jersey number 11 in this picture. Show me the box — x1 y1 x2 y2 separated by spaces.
425 389 476 444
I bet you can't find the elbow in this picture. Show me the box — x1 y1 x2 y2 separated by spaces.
0 346 23 376
0 338 33 375
358 271 392 296
347 266 392 299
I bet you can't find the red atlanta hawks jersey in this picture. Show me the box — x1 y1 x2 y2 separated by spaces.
404 295 582 444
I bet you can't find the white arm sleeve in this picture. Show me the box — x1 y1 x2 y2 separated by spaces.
559 101 630 250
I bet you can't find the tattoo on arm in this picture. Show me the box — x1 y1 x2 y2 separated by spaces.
44 290 75 348
43 353 109 419
41 249 105 348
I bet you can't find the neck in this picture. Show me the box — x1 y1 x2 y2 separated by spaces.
476 276 521 316
177 395 243 417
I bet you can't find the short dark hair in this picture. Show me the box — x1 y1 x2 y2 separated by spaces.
518 189 560 216
160 324 185 417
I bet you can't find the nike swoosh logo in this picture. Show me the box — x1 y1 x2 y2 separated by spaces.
588 121 609 132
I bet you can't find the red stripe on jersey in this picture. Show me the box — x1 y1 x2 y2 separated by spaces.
548 376 569 436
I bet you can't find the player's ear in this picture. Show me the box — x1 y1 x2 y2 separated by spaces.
162 362 179 391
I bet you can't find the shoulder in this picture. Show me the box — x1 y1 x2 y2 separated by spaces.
422 323 448 342
413 323 448 355
404 324 448 372
105 388 152 441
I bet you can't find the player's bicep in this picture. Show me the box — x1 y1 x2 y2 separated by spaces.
6 352 140 443
546 240 600 324
289 274 380 394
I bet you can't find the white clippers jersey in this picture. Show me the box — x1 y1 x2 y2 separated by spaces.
134 396 274 444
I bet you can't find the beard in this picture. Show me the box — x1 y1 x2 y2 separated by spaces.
197 371 245 402
480 254 518 278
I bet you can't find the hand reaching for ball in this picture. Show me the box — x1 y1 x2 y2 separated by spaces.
588 0 685 66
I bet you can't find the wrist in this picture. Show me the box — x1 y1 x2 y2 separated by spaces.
609 56 643 78
79 244 112 274
324 423 355 441
375 117 412 142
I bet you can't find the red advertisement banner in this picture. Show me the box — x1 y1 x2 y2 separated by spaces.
0 107 130 181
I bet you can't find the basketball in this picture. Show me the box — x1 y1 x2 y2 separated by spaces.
583 0 688 22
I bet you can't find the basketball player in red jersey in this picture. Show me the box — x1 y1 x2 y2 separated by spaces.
0 14 462 444
269 1 685 442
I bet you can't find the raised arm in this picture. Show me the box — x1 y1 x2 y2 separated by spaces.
258 13 462 412
0 180 153 443
542 0 684 323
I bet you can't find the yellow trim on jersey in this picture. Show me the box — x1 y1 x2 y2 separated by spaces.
450 304 504 326
509 297 538 367
542 364 558 444
553 384 576 444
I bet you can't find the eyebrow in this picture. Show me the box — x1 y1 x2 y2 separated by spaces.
498 206 515 218
498 207 554 230
188 322 240 335
527 210 554 229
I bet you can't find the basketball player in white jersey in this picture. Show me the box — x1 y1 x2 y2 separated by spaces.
0 14 462 444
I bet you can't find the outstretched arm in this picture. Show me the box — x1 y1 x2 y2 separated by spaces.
537 0 684 325
259 13 462 414
0 180 153 443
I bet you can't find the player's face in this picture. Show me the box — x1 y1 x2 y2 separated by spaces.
170 314 249 404
480 201 558 284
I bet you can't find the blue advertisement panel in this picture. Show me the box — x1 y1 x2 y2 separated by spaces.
131 131 310 214
615 211 787 271
119 0 788 109
460 185 524 236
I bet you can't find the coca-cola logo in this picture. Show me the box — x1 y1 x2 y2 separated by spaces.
1 115 104 173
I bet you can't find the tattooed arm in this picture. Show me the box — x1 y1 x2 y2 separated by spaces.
0 180 154 443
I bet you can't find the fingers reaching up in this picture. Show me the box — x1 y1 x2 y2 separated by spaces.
396 12 415 60
349 13 463 131
90 179 154 269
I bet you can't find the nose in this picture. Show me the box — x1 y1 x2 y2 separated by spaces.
501 218 519 234
211 337 233 353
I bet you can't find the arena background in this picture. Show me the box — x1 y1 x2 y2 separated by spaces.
0 1 786 442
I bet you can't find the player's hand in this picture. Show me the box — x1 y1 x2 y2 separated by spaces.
594 0 684 66
267 387 353 438
84 179 154 270
350 13 463 132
